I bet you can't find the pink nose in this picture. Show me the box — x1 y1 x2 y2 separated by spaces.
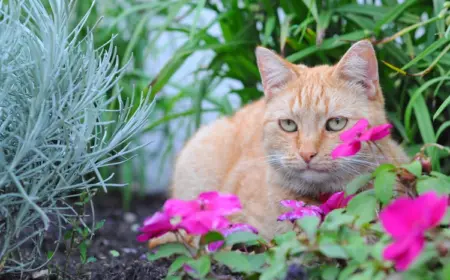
299 151 317 163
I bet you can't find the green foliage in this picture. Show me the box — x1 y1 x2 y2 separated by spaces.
145 146 450 279
0 0 152 273
68 0 450 203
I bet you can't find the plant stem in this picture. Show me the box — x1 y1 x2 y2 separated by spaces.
175 232 196 258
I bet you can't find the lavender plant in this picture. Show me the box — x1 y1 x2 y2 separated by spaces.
0 0 153 273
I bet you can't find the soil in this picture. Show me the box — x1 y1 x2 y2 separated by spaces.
1 191 239 280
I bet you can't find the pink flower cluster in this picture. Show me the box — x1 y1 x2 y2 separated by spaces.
331 119 392 159
137 192 243 242
380 191 447 271
277 192 354 222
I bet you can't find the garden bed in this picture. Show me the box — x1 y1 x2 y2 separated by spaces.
3 192 175 280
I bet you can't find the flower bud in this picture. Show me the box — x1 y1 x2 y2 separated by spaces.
437 242 448 257
413 155 432 174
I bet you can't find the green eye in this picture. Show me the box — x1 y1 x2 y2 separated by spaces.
326 117 348 132
279 119 298 132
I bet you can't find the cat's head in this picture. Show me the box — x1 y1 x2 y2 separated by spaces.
256 40 389 194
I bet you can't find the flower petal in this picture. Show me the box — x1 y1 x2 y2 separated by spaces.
339 119 369 142
320 192 354 215
380 197 422 238
360 123 392 141
415 191 448 229
277 206 323 222
383 234 424 271
199 191 242 216
331 141 361 159
179 211 230 235
163 199 201 217
137 212 175 242
280 200 306 209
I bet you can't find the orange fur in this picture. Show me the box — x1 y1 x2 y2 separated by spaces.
168 40 408 241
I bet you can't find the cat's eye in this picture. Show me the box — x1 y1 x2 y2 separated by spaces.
279 119 298 132
326 117 348 132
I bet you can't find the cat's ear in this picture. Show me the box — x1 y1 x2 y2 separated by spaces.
334 40 379 100
256 47 298 98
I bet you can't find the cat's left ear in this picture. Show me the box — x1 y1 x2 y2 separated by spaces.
334 40 379 100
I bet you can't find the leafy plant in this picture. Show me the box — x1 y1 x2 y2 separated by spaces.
0 0 152 273
68 0 450 202
140 122 450 279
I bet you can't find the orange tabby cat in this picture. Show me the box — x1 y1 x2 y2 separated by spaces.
167 40 408 241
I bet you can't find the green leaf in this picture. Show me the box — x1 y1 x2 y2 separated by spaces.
382 60 408 75
401 161 422 177
372 164 396 177
186 255 210 277
297 216 320 242
319 243 348 259
373 0 417 34
214 251 251 272
109 250 120 258
147 243 190 261
346 173 372 195
47 251 54 260
321 209 355 231
263 16 276 46
95 219 106 231
79 241 87 263
417 176 450 194
321 266 340 280
87 257 97 263
347 191 377 226
225 231 262 247
374 169 396 204
344 237 369 264
64 231 73 241
402 36 450 70
168 256 189 275
441 261 450 280
247 253 267 272
201 231 224 245
273 230 296 245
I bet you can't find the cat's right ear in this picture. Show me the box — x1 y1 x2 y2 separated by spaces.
255 47 298 99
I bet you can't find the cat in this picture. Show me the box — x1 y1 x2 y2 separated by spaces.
159 40 409 244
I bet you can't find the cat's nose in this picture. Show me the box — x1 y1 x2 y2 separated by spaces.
299 151 317 163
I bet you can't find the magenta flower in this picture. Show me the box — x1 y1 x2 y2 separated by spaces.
163 199 201 217
277 200 323 222
137 192 242 242
319 192 354 215
179 211 230 235
136 212 175 242
207 223 259 252
380 192 447 271
198 191 242 216
331 119 392 159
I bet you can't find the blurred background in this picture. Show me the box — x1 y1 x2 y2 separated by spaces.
72 0 450 209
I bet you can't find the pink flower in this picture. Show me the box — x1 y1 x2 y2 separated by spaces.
207 223 259 252
331 119 392 159
137 192 242 242
164 199 201 217
136 212 175 242
179 211 230 235
380 192 447 271
277 200 323 222
319 192 354 215
198 191 242 216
